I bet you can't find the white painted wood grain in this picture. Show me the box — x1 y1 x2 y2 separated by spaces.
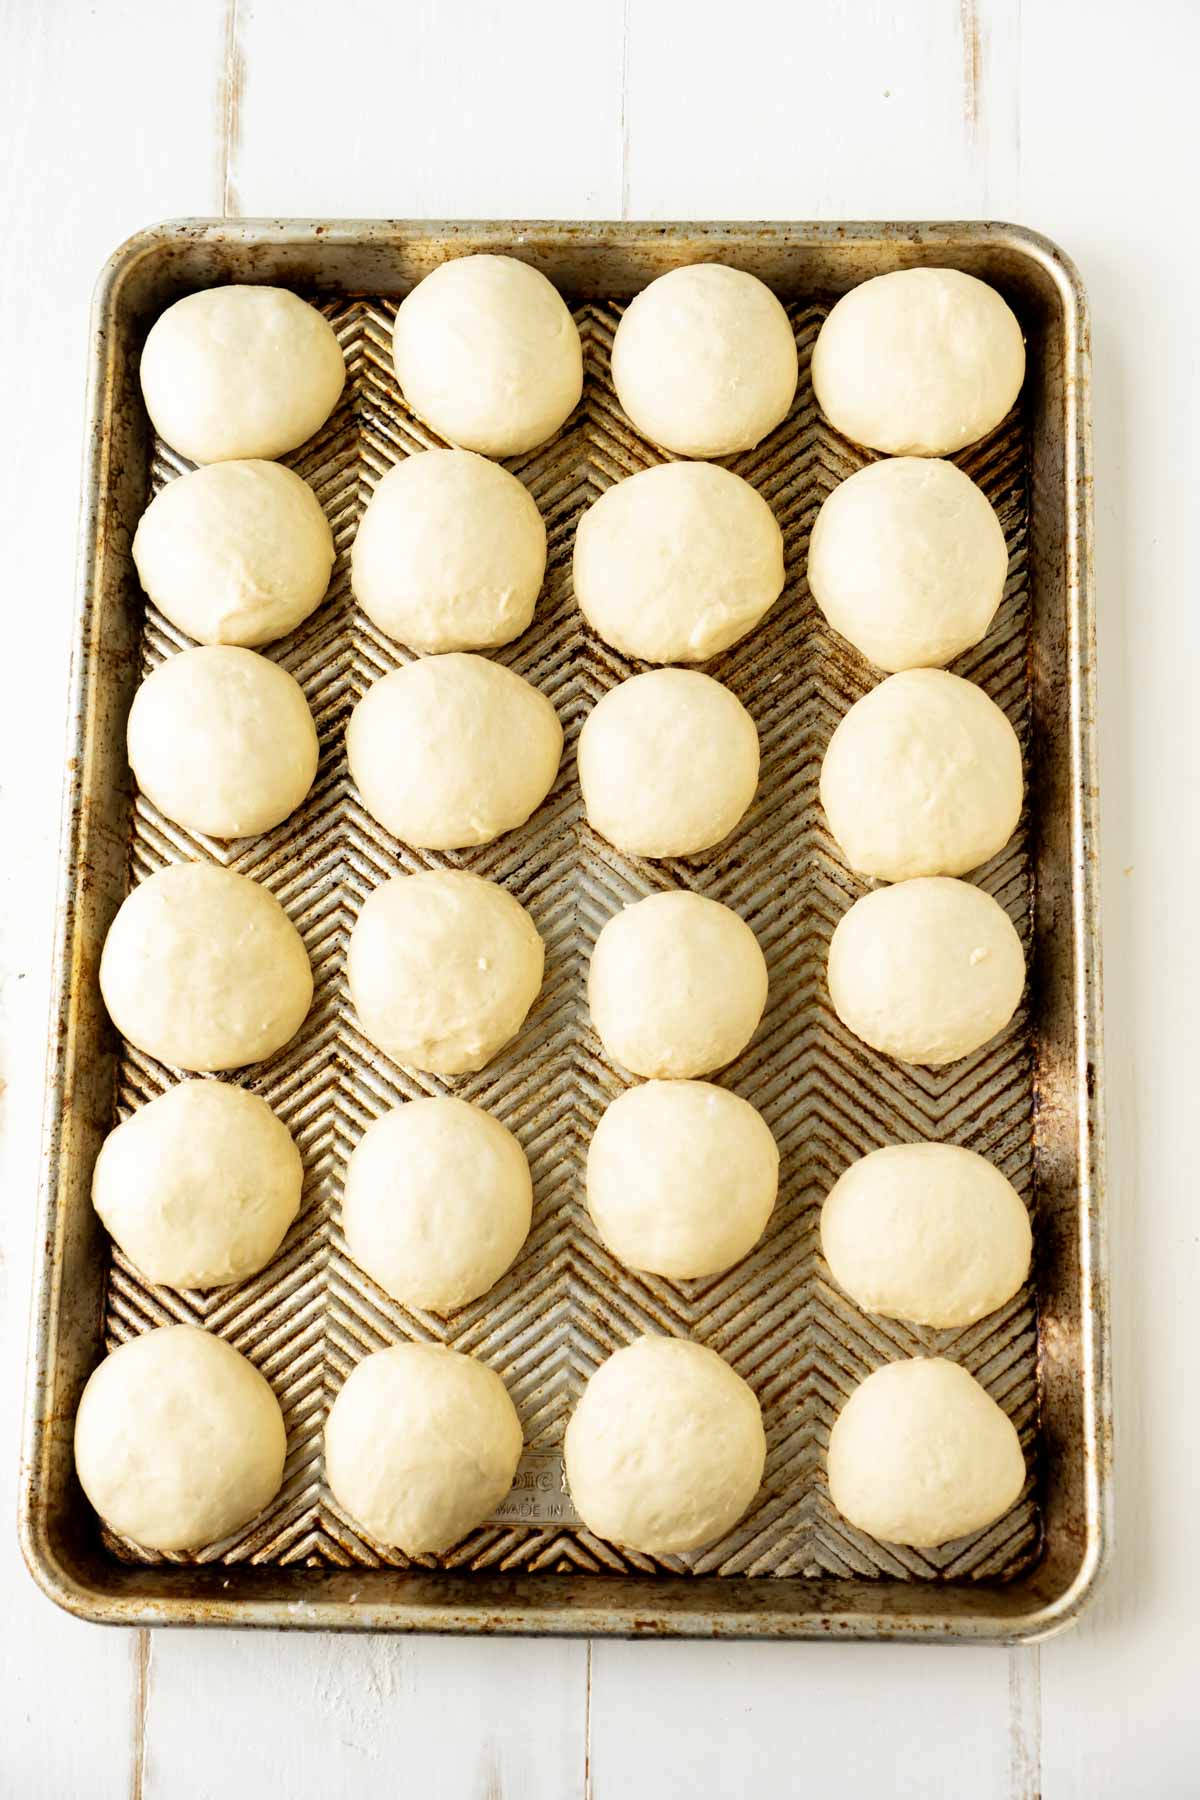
590 1640 1014 1799
621 0 1019 220
1 0 1197 1794
142 1631 588 1799
228 0 627 219
0 2 230 1795
1015 4 1200 1790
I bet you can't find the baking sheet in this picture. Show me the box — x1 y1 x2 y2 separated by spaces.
21 221 1109 1639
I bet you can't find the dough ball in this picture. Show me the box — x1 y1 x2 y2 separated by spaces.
352 450 546 653
820 669 1022 881
579 670 759 858
565 1336 765 1554
325 1343 522 1553
611 264 797 458
343 1098 532 1312
92 1080 303 1289
140 286 345 464
347 653 561 850
573 462 784 663
827 1357 1025 1547
828 877 1024 1066
587 1081 778 1280
99 863 313 1073
820 1143 1032 1328
348 870 544 1076
74 1325 286 1551
807 457 1008 671
588 891 768 1078
812 268 1025 456
132 461 335 648
392 254 583 457
128 646 318 839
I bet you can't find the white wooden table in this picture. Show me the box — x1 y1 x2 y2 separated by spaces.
1 3 1195 1793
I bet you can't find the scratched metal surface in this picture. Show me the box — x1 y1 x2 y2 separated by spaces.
22 222 1107 1638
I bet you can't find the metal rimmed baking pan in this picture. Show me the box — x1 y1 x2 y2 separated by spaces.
20 220 1108 1641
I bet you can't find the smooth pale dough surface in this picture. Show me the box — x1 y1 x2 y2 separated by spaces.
820 1143 1032 1328
828 877 1025 1066
352 450 546 653
131 460 335 648
820 669 1023 881
564 1336 766 1554
807 457 1008 672
573 462 785 663
348 870 544 1076
140 286 345 464
343 1098 532 1313
827 1357 1026 1547
324 1343 522 1553
587 1081 778 1280
611 264 798 459
347 653 562 850
92 1080 303 1290
392 254 583 457
812 268 1025 456
127 646 318 839
74 1325 286 1551
578 669 759 858
589 891 768 1079
99 863 313 1073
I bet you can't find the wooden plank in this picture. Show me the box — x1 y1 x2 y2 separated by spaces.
620 0 1006 220
0 5 229 1795
589 1640 1013 1799
126 7 607 1794
1018 5 1200 1793
229 0 626 218
589 9 1027 1800
144 1631 587 1799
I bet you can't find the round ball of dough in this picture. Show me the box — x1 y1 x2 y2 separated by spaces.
820 1143 1032 1327
827 1357 1025 1547
352 451 546 652
347 654 562 850
611 264 798 458
828 877 1024 1066
587 1081 778 1280
812 268 1025 456
392 254 583 457
140 286 345 464
128 647 318 839
807 457 1008 672
92 1081 303 1289
588 891 767 1078
565 1336 765 1554
99 863 313 1073
820 669 1023 881
343 1098 532 1312
132 461 335 648
325 1343 522 1553
74 1325 286 1551
573 462 784 663
348 870 544 1076
579 670 759 858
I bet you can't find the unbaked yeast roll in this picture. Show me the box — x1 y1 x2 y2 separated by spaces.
827 877 1025 1066
812 267 1024 456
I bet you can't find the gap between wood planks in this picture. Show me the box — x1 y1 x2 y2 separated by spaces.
618 0 632 218
219 0 245 219
129 1629 151 1800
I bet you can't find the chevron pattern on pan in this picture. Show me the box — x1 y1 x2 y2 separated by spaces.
102 293 1039 1582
